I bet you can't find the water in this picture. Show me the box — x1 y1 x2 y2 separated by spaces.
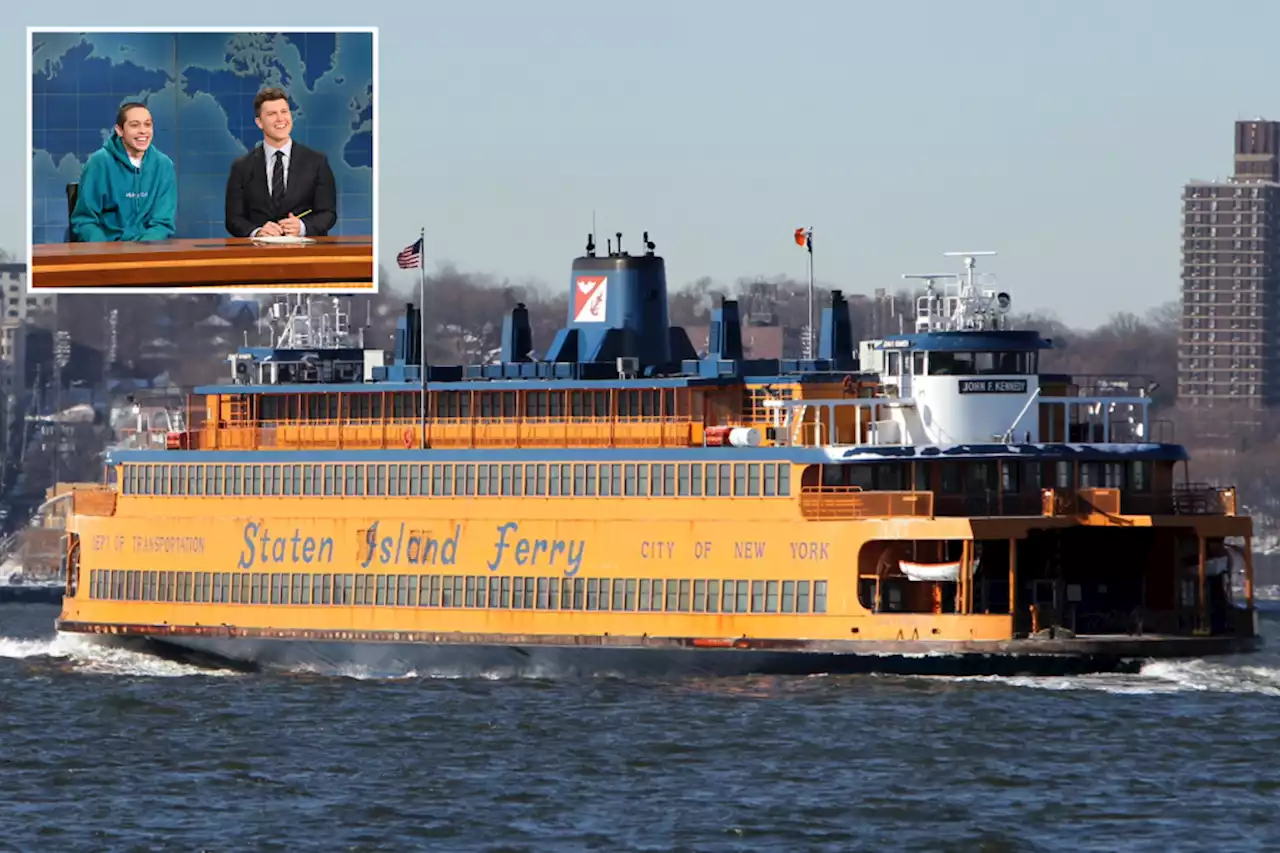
1 605 1279 852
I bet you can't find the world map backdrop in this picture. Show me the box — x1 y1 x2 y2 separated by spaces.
30 31 374 246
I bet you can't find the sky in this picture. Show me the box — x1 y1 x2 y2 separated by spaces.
9 1 1280 328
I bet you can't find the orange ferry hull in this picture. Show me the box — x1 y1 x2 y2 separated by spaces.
58 621 1260 678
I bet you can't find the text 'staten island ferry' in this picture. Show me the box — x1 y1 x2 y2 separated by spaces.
53 235 1260 676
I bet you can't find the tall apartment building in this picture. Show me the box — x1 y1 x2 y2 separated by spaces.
1179 120 1280 420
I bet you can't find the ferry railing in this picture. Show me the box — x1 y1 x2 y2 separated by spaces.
764 398 908 448
799 486 934 520
1036 395 1152 444
190 415 699 451
1044 485 1235 517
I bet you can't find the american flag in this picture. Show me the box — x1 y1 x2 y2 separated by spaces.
397 237 423 269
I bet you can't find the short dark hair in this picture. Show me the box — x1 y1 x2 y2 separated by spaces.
115 102 149 128
254 87 290 117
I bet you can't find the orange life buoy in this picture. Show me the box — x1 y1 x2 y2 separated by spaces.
402 428 415 448
842 375 856 395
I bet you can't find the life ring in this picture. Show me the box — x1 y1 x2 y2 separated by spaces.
842 375 856 395
402 428 415 448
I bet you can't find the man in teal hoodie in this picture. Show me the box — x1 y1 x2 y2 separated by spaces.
70 102 178 242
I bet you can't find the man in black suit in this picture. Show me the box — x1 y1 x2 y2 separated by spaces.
224 87 338 238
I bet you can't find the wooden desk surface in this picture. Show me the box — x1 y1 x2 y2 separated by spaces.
31 237 374 291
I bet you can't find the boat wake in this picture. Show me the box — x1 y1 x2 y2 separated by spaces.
943 658 1280 696
0 632 240 678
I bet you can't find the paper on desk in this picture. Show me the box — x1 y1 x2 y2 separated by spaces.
249 235 316 244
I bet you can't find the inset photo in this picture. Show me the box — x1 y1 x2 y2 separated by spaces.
28 27 377 292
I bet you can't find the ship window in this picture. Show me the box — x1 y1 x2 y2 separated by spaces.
913 351 926 375
940 462 962 493
719 465 732 497
692 464 704 497
1103 463 1125 489
586 578 599 610
291 573 303 604
747 463 761 496
692 579 706 612
782 580 796 612
1000 462 1020 493
598 464 613 497
534 577 548 609
887 351 900 375
928 352 968 375
705 580 719 613
1131 460 1152 492
283 465 294 496
764 580 779 612
323 465 334 496
462 465 476 495
1055 461 1071 488
735 580 750 613
662 464 676 496
676 464 690 496
664 579 678 611
750 580 764 612
573 464 586 497
439 575 453 607
704 464 719 496
414 464 427 496
582 464 595 497
501 464 514 496
624 578 637 610
559 464 572 496
731 463 745 496
567 577 581 609
797 580 811 613
763 464 776 496
638 579 651 610
814 581 828 613
624 464 637 496
637 464 649 496
302 465 316 496
466 576 478 608
372 464 385 496
677 579 691 611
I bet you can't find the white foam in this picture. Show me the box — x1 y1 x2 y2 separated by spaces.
934 658 1280 696
0 632 239 678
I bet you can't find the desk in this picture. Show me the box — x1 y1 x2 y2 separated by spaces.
31 237 374 291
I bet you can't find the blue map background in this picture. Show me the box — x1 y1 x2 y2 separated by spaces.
31 31 374 245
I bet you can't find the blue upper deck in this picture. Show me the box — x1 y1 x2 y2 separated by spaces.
874 330 1053 353
201 231 876 397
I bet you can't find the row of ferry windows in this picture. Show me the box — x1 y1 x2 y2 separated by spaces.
88 570 828 615
256 389 686 423
120 461 793 499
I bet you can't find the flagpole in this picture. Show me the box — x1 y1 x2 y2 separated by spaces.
418 227 427 448
806 227 815 360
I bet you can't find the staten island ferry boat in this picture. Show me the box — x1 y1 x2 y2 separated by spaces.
53 235 1261 676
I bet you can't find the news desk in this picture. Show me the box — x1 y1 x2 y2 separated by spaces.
31 237 374 291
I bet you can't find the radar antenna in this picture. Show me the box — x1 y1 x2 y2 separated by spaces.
905 251 1011 333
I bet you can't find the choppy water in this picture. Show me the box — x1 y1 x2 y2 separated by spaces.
1 605 1279 852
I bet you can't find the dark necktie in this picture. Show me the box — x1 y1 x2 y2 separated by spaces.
271 150 285 211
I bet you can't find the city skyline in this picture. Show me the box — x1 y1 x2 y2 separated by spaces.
5 1 1279 326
